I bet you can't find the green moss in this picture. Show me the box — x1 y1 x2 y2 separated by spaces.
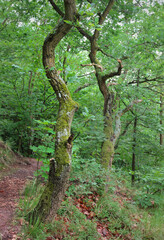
54 97 78 176
101 140 114 169
56 142 70 163
27 181 54 224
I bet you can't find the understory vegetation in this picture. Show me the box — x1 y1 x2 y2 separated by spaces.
17 160 164 240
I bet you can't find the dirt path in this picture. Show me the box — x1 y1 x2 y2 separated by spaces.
0 158 40 240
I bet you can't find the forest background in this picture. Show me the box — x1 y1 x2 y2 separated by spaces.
0 0 163 239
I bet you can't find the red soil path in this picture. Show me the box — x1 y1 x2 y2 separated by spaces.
0 158 39 240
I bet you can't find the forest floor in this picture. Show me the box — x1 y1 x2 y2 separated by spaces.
0 157 135 240
0 157 162 240
0 158 40 240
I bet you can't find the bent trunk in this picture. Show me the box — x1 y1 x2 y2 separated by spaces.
28 98 78 224
27 0 78 224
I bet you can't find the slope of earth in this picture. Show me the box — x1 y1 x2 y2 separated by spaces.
0 158 40 240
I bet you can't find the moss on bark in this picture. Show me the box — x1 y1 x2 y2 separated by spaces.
27 0 79 223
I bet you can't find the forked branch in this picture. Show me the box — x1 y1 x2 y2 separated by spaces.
102 59 123 81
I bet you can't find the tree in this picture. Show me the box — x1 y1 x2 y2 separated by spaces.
27 0 79 223
71 0 141 169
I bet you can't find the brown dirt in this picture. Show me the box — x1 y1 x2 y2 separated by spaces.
0 158 41 240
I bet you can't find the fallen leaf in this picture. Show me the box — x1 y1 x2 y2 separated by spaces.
102 228 108 236
19 218 24 225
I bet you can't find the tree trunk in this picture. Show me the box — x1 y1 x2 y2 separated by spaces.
88 38 117 170
132 117 137 185
101 94 115 169
27 0 78 224
160 84 163 145
132 71 139 185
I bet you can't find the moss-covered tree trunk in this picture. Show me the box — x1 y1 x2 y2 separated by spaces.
79 1 121 170
101 108 115 169
27 0 78 224
89 36 122 169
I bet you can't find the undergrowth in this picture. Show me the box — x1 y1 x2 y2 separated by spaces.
17 159 163 240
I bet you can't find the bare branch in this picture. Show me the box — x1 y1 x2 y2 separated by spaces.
2 17 8 25
121 99 134 115
74 83 93 93
81 63 103 71
77 71 95 78
107 82 117 87
128 77 163 85
102 59 123 81
75 26 92 41
120 100 142 116
98 47 118 61
48 0 64 17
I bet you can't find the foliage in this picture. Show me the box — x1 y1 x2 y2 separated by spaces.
0 0 163 238
67 157 106 196
18 179 44 217
30 120 55 180
17 167 164 240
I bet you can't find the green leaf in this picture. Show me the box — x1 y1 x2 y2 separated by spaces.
64 20 72 25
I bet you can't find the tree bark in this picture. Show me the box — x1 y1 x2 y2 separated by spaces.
160 84 163 145
88 35 120 169
131 70 140 185
27 0 78 224
132 117 137 185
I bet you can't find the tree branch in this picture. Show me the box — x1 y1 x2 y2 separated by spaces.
102 59 123 81
75 26 92 41
77 71 95 78
94 0 115 39
143 86 164 95
49 0 92 41
121 99 142 116
43 0 77 102
48 0 64 17
98 47 118 61
74 83 93 93
113 99 142 146
107 82 117 86
99 0 115 25
81 63 103 71
121 99 134 115
128 77 163 85
2 17 8 25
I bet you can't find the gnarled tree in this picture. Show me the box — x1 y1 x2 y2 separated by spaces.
27 0 78 223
